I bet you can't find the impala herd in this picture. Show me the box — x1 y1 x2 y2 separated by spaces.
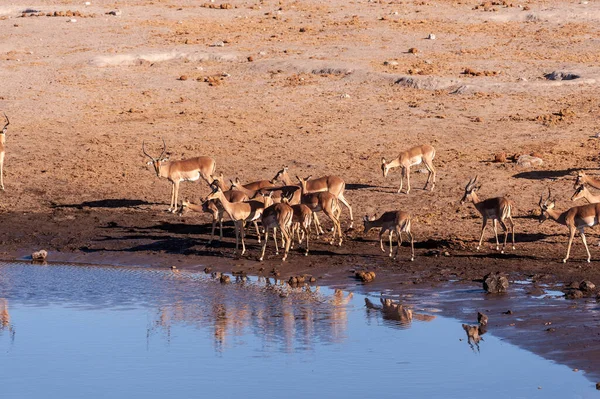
137 139 600 264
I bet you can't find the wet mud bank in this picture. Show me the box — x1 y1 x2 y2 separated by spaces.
2 207 600 383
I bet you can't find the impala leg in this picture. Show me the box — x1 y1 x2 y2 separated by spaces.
209 214 217 244
388 229 394 257
398 168 404 194
168 183 176 212
393 228 403 259
477 218 488 251
407 230 415 261
313 213 325 235
424 159 436 191
338 193 354 229
304 225 310 256
0 154 4 191
173 182 181 214
274 227 280 255
508 217 515 250
218 214 224 242
259 228 269 261
498 220 508 253
254 221 261 243
379 229 386 252
492 219 500 251
281 226 291 261
233 221 240 255
563 227 576 263
405 168 411 194
580 229 591 263
240 220 246 255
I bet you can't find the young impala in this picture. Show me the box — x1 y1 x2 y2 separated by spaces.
0 113 9 190
381 144 436 194
143 138 216 212
291 203 312 256
539 189 600 263
363 211 415 261
259 201 294 262
297 176 343 246
460 176 515 253
205 186 266 256
272 167 353 228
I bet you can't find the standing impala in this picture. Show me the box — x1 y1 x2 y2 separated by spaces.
143 138 216 212
297 176 343 246
259 201 294 262
381 144 436 194
460 176 515 253
0 113 9 190
539 189 600 263
363 211 415 261
272 166 353 228
205 186 266 256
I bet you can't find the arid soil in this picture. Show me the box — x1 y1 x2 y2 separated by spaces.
2 0 600 382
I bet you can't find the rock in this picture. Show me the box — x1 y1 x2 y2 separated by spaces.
503 309 513 314
408 47 419 54
494 152 507 163
211 41 225 47
247 56 254 62
579 280 595 292
355 270 376 282
530 151 543 158
483 272 509 294
106 9 121 16
427 33 436 40
516 154 543 168
544 71 580 81
383 60 399 66
477 311 488 326
564 288 584 299
596 382 600 390
32 249 48 262
309 277 317 283
178 75 188 81
220 274 231 284
204 267 212 273
170 265 177 270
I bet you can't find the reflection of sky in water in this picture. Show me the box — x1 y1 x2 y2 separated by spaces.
0 262 596 398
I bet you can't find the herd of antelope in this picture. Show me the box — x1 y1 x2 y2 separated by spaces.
139 138 600 264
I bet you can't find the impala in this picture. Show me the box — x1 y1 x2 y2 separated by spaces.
297 176 343 246
272 167 353 228
0 113 8 190
205 186 266 255
363 211 415 261
259 201 294 262
571 184 600 204
460 176 515 253
381 144 436 194
143 138 216 212
539 189 600 263
575 171 600 190
291 203 312 256
231 177 302 205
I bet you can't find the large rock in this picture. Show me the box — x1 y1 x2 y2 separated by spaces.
483 272 509 294
516 154 543 168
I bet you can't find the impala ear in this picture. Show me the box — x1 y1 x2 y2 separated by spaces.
381 158 386 165
283 166 288 171
476 184 482 191
229 179 235 186
363 215 368 221
369 215 376 221
296 175 301 182
305 175 312 181
219 172 224 179
146 160 153 166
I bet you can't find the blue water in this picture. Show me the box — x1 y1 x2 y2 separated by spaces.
0 262 596 398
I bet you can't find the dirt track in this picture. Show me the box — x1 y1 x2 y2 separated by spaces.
2 0 600 381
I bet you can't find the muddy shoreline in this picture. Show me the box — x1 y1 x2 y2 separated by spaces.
2 206 600 383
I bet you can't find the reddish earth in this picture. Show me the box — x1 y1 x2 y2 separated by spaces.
2 0 600 383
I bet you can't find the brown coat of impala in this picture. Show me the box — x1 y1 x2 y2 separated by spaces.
0 113 9 190
363 211 415 261
381 144 436 194
272 166 353 228
143 138 216 212
460 176 515 253
575 171 600 190
297 176 343 246
539 189 600 263
259 202 294 262
571 184 600 204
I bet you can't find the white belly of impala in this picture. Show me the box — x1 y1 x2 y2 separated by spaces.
410 158 423 167
180 174 200 182
579 216 597 227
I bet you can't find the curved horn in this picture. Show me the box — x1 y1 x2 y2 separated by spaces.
2 113 9 131
539 193 544 207
547 187 552 202
142 140 155 160
159 137 167 159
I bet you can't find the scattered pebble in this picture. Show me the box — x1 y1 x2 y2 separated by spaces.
32 249 48 262
106 9 121 16
427 33 436 40
383 60 399 66
355 270 376 283
220 274 231 284
211 41 225 47
408 47 419 54
69 18 77 23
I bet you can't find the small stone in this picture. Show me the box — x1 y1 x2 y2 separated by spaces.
484 272 509 293
220 274 231 284
247 56 254 62
443 251 450 257
178 75 188 81
107 9 121 16
211 41 225 47
69 19 77 23
596 382 600 390
204 267 212 273
170 265 177 270
564 288 584 299
503 310 513 314
427 33 436 40
355 270 376 283
516 154 543 168
383 60 399 66
32 249 48 262
408 47 419 54
580 280 595 292
309 277 316 283
477 311 488 326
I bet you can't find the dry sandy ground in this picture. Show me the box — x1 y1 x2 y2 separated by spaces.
2 0 600 382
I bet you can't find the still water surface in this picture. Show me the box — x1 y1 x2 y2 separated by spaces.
0 262 596 398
